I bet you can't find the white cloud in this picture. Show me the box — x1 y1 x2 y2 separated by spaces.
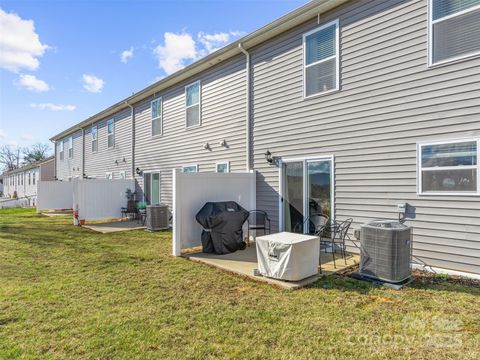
0 129 7 140
153 32 197 75
20 134 33 141
198 31 244 54
0 8 49 72
82 74 104 93
153 30 244 75
16 74 49 92
30 103 76 111
120 47 134 63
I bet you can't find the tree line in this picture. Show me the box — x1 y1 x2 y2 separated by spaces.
0 143 52 172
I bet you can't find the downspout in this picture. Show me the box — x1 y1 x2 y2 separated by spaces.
81 128 85 178
124 101 135 180
238 43 251 172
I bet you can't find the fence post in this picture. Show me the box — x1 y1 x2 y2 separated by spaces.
172 168 182 256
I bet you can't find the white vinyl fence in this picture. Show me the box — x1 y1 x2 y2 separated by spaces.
0 198 30 209
172 169 256 256
37 181 74 211
73 178 134 221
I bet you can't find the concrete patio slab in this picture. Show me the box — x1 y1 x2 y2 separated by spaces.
185 244 359 290
82 220 145 233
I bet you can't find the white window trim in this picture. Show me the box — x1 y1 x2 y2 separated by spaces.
68 136 73 159
59 141 64 161
185 80 202 129
182 164 198 173
215 161 230 173
151 97 163 137
417 138 480 196
107 118 115 149
91 125 98 153
428 1 480 67
303 19 340 99
105 172 113 180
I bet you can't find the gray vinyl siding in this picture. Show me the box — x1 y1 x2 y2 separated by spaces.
84 108 132 179
134 55 247 208
39 158 55 181
55 130 83 180
252 0 480 274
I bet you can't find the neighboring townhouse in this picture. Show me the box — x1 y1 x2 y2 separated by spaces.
49 0 480 276
2 157 55 205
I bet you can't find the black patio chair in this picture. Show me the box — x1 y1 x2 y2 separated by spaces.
326 218 353 269
121 199 138 220
246 210 271 246
293 213 330 236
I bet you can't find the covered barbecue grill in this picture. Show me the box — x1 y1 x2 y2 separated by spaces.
195 201 249 255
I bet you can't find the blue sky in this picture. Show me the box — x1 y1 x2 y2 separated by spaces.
0 0 306 150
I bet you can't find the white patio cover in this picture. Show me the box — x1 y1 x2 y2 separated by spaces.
256 232 320 281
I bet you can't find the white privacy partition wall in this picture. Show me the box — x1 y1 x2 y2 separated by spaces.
172 169 256 256
73 178 135 221
37 181 74 211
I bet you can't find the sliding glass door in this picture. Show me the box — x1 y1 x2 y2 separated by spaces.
144 172 160 205
282 157 333 233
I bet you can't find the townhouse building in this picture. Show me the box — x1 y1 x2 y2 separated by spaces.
50 0 480 275
2 157 55 205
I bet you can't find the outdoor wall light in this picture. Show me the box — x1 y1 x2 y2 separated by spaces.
265 150 274 164
219 139 227 147
135 167 142 175
203 142 211 150
115 160 119 165
122 157 126 163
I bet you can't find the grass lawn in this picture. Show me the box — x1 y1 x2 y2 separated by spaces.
0 208 479 359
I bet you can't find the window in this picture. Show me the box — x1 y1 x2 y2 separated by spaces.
68 136 73 158
429 0 480 65
151 98 162 136
32 172 36 185
418 139 479 194
303 19 339 98
107 119 115 148
28 173 31 185
216 162 230 173
144 172 160 205
59 141 64 161
105 172 113 180
182 164 198 173
185 81 201 128
91 125 98 152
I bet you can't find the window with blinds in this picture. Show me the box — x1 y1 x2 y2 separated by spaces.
185 81 201 128
107 119 114 148
303 19 339 97
430 0 480 65
151 98 162 136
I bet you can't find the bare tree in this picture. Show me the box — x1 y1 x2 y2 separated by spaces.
0 145 20 171
23 143 51 164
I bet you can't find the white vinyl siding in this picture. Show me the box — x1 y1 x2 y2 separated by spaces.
185 81 201 128
216 162 230 173
303 19 339 98
91 125 98 152
68 137 73 158
418 139 479 195
151 98 162 136
429 0 480 65
107 119 114 148
182 164 198 173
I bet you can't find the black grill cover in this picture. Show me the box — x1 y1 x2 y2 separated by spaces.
195 201 249 254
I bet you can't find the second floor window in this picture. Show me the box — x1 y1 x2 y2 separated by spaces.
429 0 480 65
185 81 201 128
303 19 339 98
68 136 73 158
107 119 115 148
151 98 162 136
33 172 36 185
59 141 64 160
91 125 98 152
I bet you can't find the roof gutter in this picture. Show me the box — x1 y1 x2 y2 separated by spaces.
238 43 251 172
